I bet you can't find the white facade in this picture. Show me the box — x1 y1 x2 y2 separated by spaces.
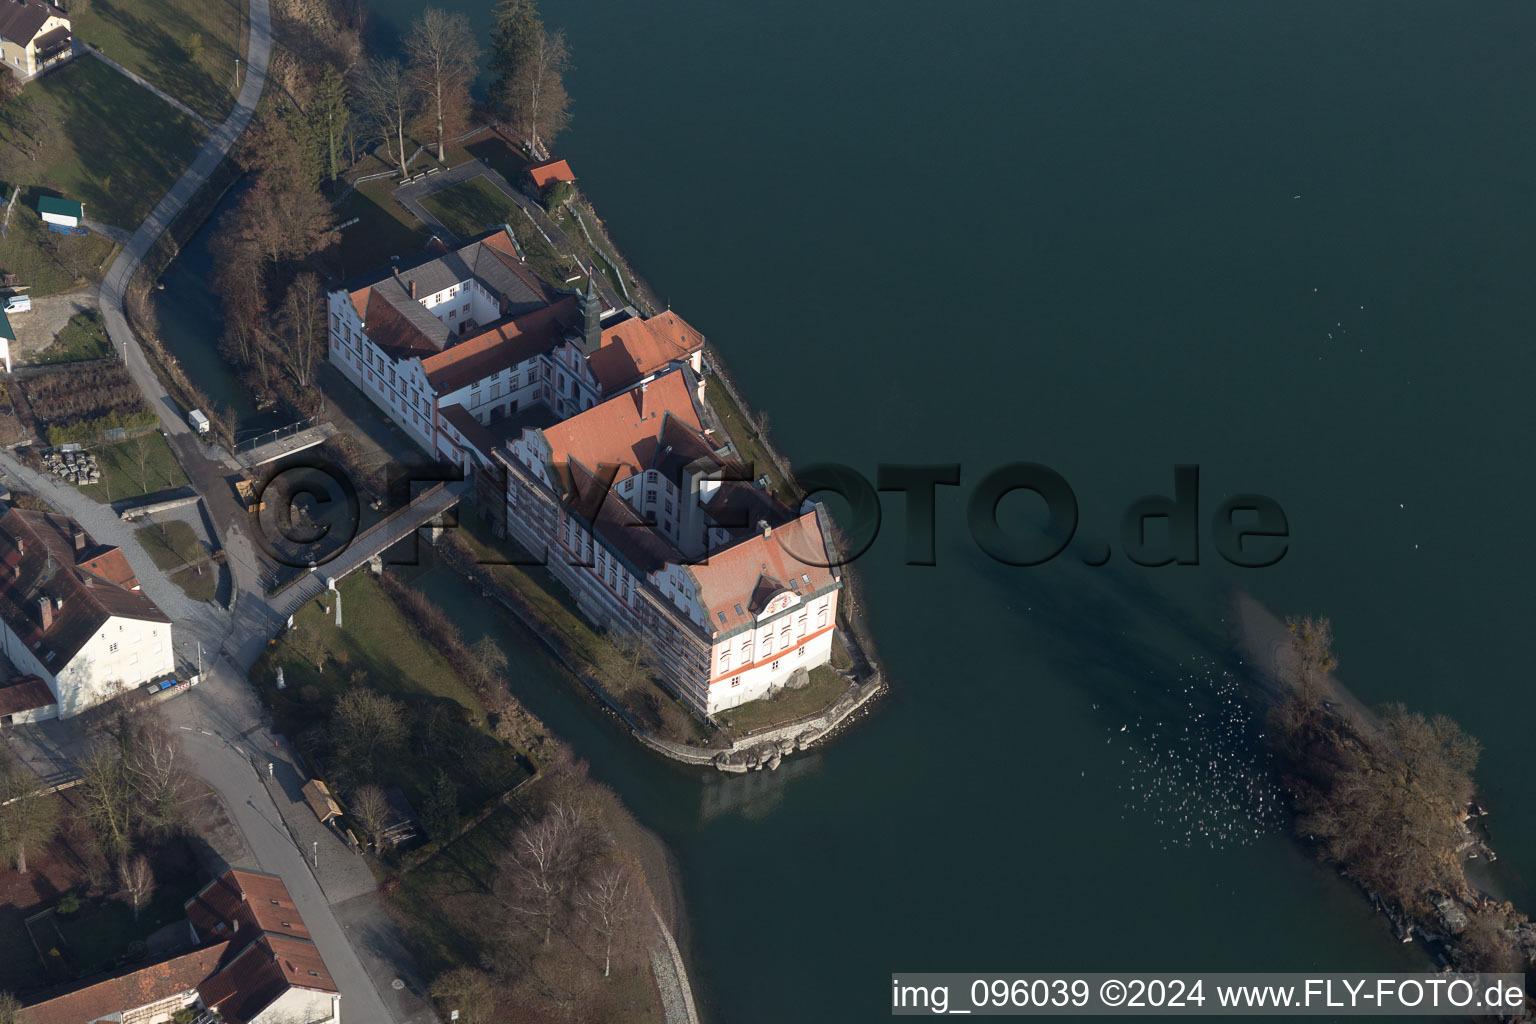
250 988 341 1024
0 612 174 718
327 291 438 453
705 591 839 712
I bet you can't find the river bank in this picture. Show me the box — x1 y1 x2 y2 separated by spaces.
1233 589 1536 981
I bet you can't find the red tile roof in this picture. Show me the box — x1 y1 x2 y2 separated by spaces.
588 311 706 394
422 296 579 393
24 941 232 1024
0 508 170 674
186 869 312 944
198 935 338 1024
0 674 56 716
535 369 703 487
526 158 576 188
685 508 839 635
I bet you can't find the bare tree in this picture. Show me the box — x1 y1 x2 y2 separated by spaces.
517 29 571 159
496 802 590 946
332 688 407 775
78 745 135 860
1285 615 1337 705
118 853 156 921
277 272 326 387
465 635 509 691
130 432 154 493
430 965 496 1023
0 990 23 1024
594 631 655 696
357 58 416 178
406 9 480 163
0 744 59 873
574 857 639 978
120 710 193 836
350 784 390 852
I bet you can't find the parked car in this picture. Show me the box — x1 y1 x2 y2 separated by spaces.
3 295 30 314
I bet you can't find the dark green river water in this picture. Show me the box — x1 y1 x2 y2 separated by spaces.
167 1 1536 1019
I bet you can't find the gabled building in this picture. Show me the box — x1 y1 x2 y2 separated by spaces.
329 229 711 481
497 368 841 715
0 0 71 80
25 868 340 1024
0 507 173 718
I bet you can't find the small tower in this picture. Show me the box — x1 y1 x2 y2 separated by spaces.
578 272 601 354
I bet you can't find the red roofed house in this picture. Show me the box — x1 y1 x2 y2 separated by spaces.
524 157 576 192
329 229 712 486
24 868 340 1024
498 368 841 715
0 507 174 719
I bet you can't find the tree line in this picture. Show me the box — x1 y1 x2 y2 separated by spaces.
208 0 574 422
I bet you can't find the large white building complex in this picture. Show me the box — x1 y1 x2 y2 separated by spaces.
0 507 174 722
327 229 843 717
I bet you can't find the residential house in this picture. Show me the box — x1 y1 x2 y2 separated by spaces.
0 507 174 718
0 0 71 80
24 868 341 1024
524 157 576 195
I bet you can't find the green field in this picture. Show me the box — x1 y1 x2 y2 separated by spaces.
263 572 530 811
33 310 114 364
78 432 189 503
325 178 433 280
134 519 202 570
0 203 118 298
715 663 849 735
0 57 205 229
70 0 246 122
420 175 522 240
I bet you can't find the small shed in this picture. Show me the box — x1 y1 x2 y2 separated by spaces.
525 158 576 191
0 675 59 726
37 196 84 228
188 409 210 435
303 779 343 825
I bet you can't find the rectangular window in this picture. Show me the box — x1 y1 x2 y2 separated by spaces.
771 660 780 671
798 615 807 637
721 649 731 671
817 608 829 628
109 643 118 653
731 678 741 688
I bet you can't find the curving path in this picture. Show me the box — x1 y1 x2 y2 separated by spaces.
97 0 271 449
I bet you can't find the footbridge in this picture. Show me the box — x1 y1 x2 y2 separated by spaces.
270 480 468 618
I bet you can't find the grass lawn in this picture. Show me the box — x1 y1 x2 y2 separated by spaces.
263 572 531 810
324 178 433 281
33 309 113 364
135 520 218 601
715 663 849 736
71 0 245 122
134 519 202 570
420 175 522 240
50 874 203 977
1 58 206 228
78 432 189 504
703 380 793 495
0 203 119 298
168 564 218 602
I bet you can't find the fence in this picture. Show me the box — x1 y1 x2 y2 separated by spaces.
235 415 321 454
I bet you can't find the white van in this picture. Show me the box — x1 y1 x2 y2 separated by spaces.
3 295 29 315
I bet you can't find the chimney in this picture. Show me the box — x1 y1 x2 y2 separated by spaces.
409 280 417 300
15 538 23 555
38 595 52 631
72 527 85 553
758 519 772 539
392 266 400 277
